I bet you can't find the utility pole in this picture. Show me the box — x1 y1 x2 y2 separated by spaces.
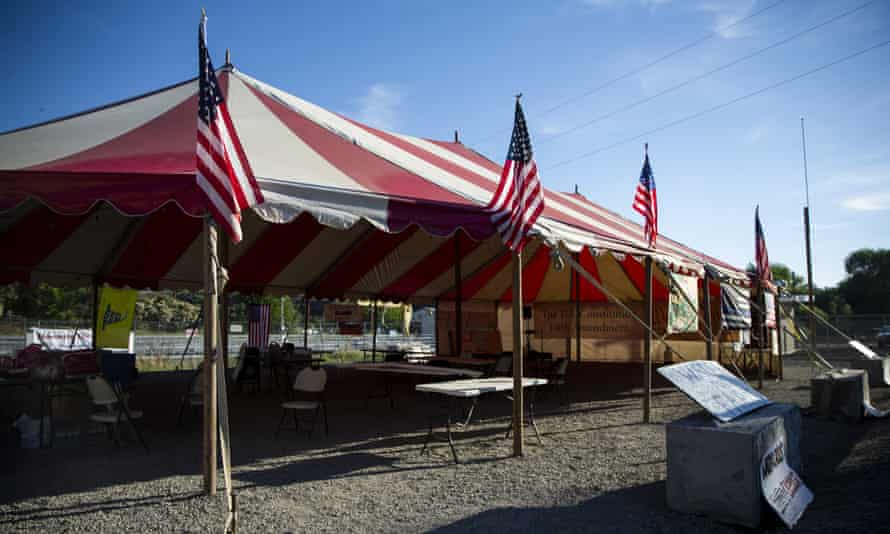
801 118 816 356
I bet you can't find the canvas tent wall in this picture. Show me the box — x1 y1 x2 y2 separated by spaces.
0 64 749 357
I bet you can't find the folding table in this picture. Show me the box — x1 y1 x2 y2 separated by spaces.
415 377 547 463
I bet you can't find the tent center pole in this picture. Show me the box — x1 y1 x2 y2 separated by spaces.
202 218 219 496
574 252 581 363
512 250 524 456
702 271 713 361
642 256 653 424
303 297 310 349
454 234 463 356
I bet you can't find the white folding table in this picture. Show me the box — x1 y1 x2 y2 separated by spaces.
415 377 548 463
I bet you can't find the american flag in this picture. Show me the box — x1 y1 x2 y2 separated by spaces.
755 206 772 287
632 144 657 248
486 98 545 253
247 303 271 349
196 12 262 243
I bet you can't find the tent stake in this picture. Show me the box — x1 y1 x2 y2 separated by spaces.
202 218 219 496
643 256 653 423
512 251 524 456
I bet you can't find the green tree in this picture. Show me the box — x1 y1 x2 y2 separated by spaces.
838 248 890 314
769 263 808 294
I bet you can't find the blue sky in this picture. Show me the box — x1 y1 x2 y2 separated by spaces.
2 0 889 287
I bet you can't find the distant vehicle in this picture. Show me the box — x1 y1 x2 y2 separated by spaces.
877 326 890 349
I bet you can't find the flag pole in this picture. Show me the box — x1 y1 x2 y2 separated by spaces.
642 254 653 423
202 217 219 496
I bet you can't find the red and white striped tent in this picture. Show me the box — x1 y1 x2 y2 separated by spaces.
0 65 748 308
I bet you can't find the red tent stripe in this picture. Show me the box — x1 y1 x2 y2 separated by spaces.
311 226 419 299
574 248 607 302
381 231 482 301
228 213 325 293
442 250 512 301
104 204 203 288
618 255 669 301
0 206 90 285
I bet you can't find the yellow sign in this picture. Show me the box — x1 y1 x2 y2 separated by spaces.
96 286 137 348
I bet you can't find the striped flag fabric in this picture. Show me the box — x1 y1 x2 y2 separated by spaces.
755 206 772 288
632 144 658 249
486 98 545 253
247 303 271 349
196 12 263 243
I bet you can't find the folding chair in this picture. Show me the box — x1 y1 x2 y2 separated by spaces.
86 375 144 448
276 366 328 438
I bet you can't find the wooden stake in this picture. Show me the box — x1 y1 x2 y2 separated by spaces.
512 251 524 456
202 218 219 496
642 256 653 423
303 297 310 349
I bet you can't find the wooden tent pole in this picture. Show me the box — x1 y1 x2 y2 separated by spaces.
512 250 524 456
371 301 378 362
202 218 219 496
91 283 100 351
303 297 310 349
776 293 784 380
574 252 581 363
702 271 713 361
642 256 653 424
757 287 765 390
454 234 463 356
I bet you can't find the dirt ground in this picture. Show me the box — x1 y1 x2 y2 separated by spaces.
1 356 888 533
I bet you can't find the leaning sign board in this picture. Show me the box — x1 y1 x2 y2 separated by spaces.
658 361 772 422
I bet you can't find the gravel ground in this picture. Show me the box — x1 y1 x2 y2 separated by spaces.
1 357 888 533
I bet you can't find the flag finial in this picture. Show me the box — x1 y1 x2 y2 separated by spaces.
201 7 206 18
644 142 648 155
515 93 523 102
225 48 231 65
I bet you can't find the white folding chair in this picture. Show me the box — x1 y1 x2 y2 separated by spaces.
275 366 328 438
86 375 143 447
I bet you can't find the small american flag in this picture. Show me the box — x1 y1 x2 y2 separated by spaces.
755 206 772 287
196 12 262 243
632 144 657 248
486 98 545 253
247 303 271 349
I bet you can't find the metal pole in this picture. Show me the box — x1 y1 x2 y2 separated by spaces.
202 218 219 496
643 256 653 423
512 251 524 456
454 234 463 356
801 118 816 359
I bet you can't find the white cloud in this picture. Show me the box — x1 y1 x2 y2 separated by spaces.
698 1 755 39
842 192 890 212
355 83 402 131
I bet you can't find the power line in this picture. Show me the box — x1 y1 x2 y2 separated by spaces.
540 0 881 145
475 0 790 145
549 37 890 170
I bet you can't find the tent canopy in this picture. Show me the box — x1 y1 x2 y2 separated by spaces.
0 65 748 298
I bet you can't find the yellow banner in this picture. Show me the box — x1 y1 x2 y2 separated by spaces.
96 286 137 348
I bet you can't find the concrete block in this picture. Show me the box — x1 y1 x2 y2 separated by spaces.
848 357 890 388
810 369 868 422
666 403 801 528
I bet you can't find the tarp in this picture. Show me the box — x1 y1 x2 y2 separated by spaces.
0 65 748 298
